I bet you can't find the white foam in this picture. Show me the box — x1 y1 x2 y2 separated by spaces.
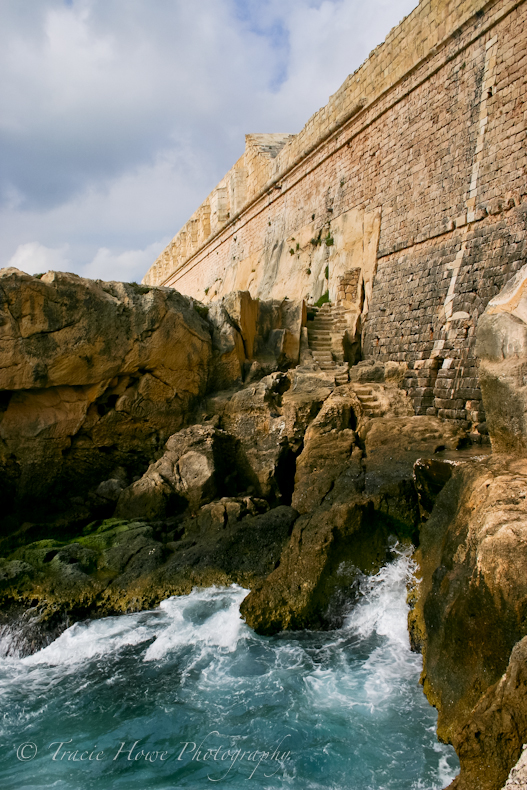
143 585 250 661
22 618 155 666
345 545 416 647
20 584 250 668
341 546 423 708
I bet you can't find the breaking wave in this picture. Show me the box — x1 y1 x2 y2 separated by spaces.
0 547 458 789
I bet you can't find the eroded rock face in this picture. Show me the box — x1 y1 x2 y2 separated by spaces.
410 456 527 790
0 268 212 520
205 369 334 501
240 388 464 635
502 742 527 790
476 264 527 454
0 274 310 528
454 637 527 790
206 291 306 389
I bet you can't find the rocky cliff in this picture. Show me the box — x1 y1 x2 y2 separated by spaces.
0 270 303 530
0 268 526 789
410 266 527 790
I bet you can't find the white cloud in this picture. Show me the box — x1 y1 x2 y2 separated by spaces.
7 242 71 275
7 239 168 283
0 0 418 283
82 241 169 282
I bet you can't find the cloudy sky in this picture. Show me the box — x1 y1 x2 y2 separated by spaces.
1 0 417 283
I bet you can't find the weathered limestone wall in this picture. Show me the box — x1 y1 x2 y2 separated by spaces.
143 0 527 430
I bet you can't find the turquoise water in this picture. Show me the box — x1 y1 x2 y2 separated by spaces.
0 549 459 790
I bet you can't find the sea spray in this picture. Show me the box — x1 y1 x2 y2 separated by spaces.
0 550 458 789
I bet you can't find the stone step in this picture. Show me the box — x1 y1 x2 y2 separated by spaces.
310 343 332 351
358 395 378 405
354 387 373 396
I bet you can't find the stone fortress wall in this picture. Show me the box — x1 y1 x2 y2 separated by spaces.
143 0 527 430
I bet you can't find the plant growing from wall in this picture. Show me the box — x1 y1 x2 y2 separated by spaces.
325 265 329 280
129 282 151 294
325 231 334 247
314 291 330 308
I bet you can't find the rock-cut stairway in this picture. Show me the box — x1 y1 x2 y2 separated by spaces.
307 303 349 384
353 386 383 418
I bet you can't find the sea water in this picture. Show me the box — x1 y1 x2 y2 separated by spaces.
0 547 459 790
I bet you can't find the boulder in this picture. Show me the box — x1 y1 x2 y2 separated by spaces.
240 500 383 634
348 358 407 384
115 425 248 519
476 264 527 454
291 384 363 513
208 369 334 501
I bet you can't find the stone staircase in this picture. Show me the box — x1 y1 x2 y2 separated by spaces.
353 385 383 418
307 302 349 384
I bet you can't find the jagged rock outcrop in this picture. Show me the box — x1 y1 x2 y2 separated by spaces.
476 263 527 455
114 424 250 519
241 388 467 635
202 368 334 501
410 456 527 790
0 268 212 522
0 273 308 530
207 291 306 389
